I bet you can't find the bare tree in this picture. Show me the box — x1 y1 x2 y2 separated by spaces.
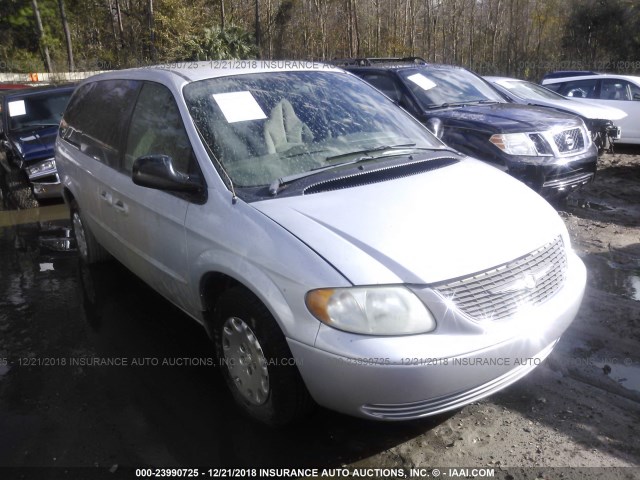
312 0 330 59
32 0 52 72
255 0 261 57
346 0 360 57
149 0 156 61
58 0 75 71
115 0 125 50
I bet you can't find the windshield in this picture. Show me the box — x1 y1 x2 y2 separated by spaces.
7 91 72 132
499 80 566 101
398 68 504 109
183 70 444 188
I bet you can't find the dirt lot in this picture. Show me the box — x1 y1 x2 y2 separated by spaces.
0 149 639 480
353 147 640 477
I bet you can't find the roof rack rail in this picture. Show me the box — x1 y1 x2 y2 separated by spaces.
541 70 599 80
329 57 428 67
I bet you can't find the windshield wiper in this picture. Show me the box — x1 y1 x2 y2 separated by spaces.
283 147 330 159
425 103 451 110
426 100 498 109
12 123 59 132
269 144 439 196
467 99 500 105
268 154 395 196
324 143 419 163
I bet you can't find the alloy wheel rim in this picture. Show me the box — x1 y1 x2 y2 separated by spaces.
222 316 270 405
72 212 88 259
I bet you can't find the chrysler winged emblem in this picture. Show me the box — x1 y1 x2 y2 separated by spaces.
489 264 552 296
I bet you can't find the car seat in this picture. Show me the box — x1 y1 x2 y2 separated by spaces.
264 99 314 154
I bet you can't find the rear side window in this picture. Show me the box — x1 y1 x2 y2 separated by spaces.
601 79 640 101
61 79 140 167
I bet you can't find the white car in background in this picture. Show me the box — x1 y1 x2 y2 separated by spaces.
486 76 626 153
541 73 640 145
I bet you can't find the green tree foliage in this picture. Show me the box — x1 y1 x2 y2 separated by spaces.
1 0 640 78
184 25 258 61
1 0 62 71
563 0 640 69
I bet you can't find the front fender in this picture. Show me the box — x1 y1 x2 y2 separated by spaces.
191 249 329 348
186 194 349 347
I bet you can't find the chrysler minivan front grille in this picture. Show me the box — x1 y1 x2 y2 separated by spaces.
434 236 567 321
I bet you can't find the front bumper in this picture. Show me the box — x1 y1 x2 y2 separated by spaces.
506 149 597 198
585 118 621 141
25 160 62 199
289 251 586 420
31 178 63 199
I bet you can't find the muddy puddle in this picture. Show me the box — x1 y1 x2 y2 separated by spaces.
565 197 615 212
582 254 640 302
594 361 640 394
37 223 75 253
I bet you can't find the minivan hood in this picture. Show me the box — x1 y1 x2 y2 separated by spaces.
429 103 583 134
8 126 57 163
253 158 566 285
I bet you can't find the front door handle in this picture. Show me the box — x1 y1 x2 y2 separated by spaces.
99 190 112 204
113 199 128 215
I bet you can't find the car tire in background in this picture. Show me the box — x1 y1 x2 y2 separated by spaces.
70 200 110 264
212 286 314 426
4 168 39 210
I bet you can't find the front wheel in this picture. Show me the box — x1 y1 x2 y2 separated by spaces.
70 201 110 264
5 168 39 209
212 286 314 426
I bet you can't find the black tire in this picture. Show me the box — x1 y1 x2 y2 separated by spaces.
212 286 314 426
70 200 110 264
5 169 39 209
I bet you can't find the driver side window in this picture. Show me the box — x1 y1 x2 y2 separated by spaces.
124 82 195 174
560 79 598 99
361 73 402 102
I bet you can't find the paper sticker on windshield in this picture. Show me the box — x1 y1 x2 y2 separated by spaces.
407 73 436 91
212 91 267 123
8 100 26 117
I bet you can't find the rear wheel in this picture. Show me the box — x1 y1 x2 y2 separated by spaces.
70 201 110 264
212 286 314 426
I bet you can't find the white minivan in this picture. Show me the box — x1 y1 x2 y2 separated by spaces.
56 63 586 426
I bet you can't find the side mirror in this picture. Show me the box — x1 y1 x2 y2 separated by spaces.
425 117 444 139
633 93 640 101
132 155 203 195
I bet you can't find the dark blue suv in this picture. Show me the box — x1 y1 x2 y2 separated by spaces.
339 59 598 199
0 85 75 204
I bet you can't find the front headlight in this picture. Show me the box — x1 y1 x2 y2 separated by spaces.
305 286 436 335
12 141 23 155
489 133 539 156
27 158 56 177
